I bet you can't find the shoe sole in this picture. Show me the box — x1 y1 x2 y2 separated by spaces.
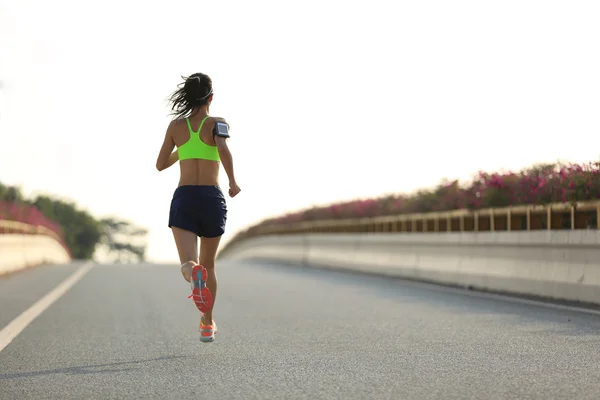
200 335 215 343
190 265 213 314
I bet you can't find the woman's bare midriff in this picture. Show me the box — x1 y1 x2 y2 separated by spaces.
178 159 220 187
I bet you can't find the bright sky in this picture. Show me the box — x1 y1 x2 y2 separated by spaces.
1 1 599 263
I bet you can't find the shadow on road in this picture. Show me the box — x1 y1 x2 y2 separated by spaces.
0 355 187 380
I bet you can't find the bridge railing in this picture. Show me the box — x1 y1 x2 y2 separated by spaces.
226 200 600 249
0 201 71 257
0 219 72 257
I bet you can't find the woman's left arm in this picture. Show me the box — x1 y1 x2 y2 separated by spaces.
156 122 178 171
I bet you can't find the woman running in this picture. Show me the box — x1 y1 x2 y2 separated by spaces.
155 72 241 342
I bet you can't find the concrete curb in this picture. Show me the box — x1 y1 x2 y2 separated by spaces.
0 234 72 276
218 231 600 306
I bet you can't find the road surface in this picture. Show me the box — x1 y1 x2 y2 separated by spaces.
1 260 600 399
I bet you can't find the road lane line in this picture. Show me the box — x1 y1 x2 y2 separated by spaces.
0 262 94 353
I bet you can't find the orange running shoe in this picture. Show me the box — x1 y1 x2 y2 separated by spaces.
200 319 217 342
188 264 213 314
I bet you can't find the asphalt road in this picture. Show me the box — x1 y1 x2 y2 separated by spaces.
2 260 600 399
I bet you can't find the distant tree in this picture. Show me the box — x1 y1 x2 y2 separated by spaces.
1 180 147 261
32 195 102 259
0 182 25 203
99 217 148 263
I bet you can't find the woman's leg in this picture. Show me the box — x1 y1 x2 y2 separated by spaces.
171 226 198 282
199 235 222 325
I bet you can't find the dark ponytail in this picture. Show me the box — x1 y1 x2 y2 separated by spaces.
168 72 213 119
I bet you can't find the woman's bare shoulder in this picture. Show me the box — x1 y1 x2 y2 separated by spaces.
210 116 228 123
170 117 188 126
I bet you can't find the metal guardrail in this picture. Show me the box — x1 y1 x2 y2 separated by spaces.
231 200 600 243
0 219 71 256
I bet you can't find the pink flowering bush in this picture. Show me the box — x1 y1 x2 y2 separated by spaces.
0 201 66 242
253 161 600 231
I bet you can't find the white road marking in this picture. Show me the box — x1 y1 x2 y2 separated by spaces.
0 262 94 353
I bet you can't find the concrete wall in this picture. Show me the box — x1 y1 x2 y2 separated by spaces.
0 234 71 276
218 231 600 306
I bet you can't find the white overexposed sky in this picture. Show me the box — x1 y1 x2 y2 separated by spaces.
1 0 599 263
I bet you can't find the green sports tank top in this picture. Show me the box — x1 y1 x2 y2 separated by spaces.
177 115 220 162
